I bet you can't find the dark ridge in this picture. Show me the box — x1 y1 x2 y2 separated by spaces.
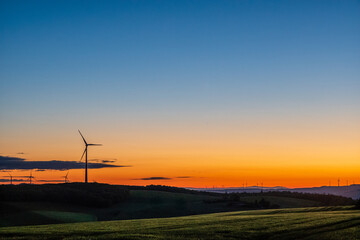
117 184 223 196
0 183 129 207
222 191 356 206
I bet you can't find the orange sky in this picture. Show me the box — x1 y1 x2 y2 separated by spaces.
1 113 359 188
1 0 360 189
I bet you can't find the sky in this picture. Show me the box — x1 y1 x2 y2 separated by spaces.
0 0 359 188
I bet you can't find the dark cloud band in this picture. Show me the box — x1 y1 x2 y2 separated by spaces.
0 156 129 171
134 177 172 180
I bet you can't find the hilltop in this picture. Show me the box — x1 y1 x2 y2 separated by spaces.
193 184 360 199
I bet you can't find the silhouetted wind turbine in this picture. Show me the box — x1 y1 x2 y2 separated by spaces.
63 171 70 183
28 171 35 184
78 130 102 183
3 172 13 185
9 172 13 184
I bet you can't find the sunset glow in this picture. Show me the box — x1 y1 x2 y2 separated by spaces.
1 0 359 188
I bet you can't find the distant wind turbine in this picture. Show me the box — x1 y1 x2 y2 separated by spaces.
78 130 102 183
63 171 70 183
28 171 35 184
9 172 13 185
3 172 13 185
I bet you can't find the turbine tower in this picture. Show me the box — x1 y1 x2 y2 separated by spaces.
63 171 69 183
28 171 35 184
4 172 13 185
9 172 13 185
78 130 102 183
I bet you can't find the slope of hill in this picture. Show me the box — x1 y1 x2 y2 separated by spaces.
0 187 234 227
193 184 360 199
0 184 355 227
291 185 360 200
0 206 359 240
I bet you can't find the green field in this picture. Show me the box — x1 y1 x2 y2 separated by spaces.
0 206 359 239
0 190 228 227
1 189 331 227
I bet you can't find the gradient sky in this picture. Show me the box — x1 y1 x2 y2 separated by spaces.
0 0 359 187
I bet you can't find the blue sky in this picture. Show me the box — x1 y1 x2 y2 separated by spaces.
0 0 359 155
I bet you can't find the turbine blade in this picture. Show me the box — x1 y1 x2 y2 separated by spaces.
87 144 102 146
65 171 69 177
78 130 87 145
80 148 86 161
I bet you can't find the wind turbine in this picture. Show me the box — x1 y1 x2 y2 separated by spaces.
28 171 35 184
78 130 102 183
3 172 13 185
63 171 70 183
8 172 13 185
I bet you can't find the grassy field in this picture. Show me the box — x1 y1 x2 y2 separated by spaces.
1 189 330 227
0 206 359 239
240 195 318 208
1 189 342 227
0 190 226 227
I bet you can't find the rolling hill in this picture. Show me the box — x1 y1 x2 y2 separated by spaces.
0 183 355 227
0 206 359 239
193 184 360 200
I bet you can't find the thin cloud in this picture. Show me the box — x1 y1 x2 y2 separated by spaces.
37 179 65 183
101 160 116 163
0 178 28 182
176 176 192 179
134 177 172 180
2 175 31 178
89 159 117 163
0 155 130 171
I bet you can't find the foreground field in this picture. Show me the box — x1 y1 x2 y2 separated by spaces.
0 206 359 240
1 189 326 227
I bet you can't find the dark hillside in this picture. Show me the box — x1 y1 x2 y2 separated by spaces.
0 183 129 207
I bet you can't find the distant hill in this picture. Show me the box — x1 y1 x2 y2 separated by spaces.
191 184 360 199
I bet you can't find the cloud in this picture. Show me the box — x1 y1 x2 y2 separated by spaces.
132 176 192 181
134 177 172 180
0 155 130 171
89 159 117 163
101 160 116 163
37 180 65 183
17 152 25 155
0 178 28 182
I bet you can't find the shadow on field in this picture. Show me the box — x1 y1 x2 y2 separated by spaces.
226 206 349 217
271 217 360 240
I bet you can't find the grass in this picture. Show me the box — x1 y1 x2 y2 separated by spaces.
0 201 97 227
32 211 96 222
0 190 226 227
0 189 334 227
92 190 228 220
240 195 318 208
0 206 359 240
